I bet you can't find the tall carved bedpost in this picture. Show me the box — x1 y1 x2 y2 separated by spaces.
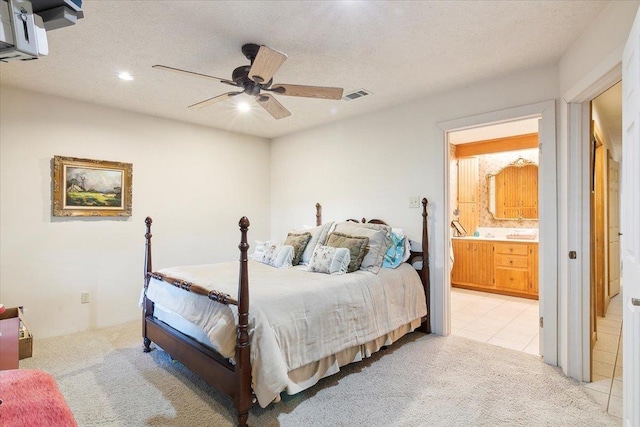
316 203 322 226
236 217 252 427
143 217 154 352
421 198 432 334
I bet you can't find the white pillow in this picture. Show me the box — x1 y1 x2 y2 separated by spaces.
260 244 294 268
294 222 334 265
307 245 350 275
250 240 272 261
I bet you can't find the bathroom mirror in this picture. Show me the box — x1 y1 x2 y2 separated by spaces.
487 158 538 220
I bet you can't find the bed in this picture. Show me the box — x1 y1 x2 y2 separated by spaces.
141 200 431 427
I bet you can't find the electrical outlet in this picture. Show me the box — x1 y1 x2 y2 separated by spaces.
81 292 90 304
409 196 420 208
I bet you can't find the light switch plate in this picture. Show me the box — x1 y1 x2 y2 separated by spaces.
409 196 420 208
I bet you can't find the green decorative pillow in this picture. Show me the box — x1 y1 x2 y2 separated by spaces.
284 232 312 266
325 232 369 273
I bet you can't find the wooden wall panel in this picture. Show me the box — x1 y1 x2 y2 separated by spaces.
457 157 479 233
455 133 538 157
458 157 478 203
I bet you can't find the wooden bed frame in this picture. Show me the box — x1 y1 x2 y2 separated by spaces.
142 199 431 427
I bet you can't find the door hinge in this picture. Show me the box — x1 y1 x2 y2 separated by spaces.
539 317 544 328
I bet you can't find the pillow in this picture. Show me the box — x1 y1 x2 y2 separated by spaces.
333 222 391 274
283 232 312 266
382 229 410 269
408 239 423 269
260 244 294 268
307 246 350 275
327 221 392 237
402 234 411 263
293 222 335 265
249 240 272 262
325 232 369 273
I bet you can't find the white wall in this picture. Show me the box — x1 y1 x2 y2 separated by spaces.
270 64 560 335
0 87 270 339
559 0 639 95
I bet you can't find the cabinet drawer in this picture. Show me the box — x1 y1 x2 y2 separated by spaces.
495 254 528 268
494 243 528 256
495 268 530 292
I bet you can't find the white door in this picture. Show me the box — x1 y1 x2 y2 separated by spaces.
608 156 621 298
622 7 640 427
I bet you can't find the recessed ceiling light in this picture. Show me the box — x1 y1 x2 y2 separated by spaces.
118 72 134 81
237 102 251 113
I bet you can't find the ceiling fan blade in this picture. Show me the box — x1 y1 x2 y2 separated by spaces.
248 46 288 84
270 84 344 100
152 65 237 86
256 94 291 119
188 92 242 109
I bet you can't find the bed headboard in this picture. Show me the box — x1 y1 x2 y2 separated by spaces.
314 199 431 333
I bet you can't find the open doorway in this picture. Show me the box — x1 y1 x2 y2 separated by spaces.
438 100 557 366
584 81 623 416
448 119 540 355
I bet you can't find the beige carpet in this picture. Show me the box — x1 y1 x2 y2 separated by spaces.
20 321 616 427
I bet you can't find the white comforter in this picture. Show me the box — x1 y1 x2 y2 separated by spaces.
145 260 426 407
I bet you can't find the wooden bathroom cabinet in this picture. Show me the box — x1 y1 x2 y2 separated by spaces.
452 239 538 299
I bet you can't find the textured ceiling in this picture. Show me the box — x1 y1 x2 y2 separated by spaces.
0 1 610 139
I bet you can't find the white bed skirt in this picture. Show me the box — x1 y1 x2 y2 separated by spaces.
153 306 421 403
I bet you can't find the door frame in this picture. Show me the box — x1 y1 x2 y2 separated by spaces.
438 100 558 366
562 63 622 381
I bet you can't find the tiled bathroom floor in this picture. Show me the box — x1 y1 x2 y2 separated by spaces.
450 287 539 355
583 291 624 424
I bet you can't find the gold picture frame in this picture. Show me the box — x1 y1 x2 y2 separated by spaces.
53 156 132 217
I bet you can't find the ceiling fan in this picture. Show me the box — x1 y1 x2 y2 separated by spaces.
152 44 344 120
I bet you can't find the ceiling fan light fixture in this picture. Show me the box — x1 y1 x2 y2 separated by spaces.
237 102 251 113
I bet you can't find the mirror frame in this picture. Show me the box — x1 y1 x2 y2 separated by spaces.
486 157 538 221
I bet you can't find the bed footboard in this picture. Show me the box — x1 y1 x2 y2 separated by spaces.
142 216 254 427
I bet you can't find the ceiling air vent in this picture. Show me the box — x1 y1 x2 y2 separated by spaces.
342 89 372 101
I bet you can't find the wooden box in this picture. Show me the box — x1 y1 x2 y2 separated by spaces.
18 307 33 360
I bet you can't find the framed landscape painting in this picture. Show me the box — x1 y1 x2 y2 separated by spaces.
53 156 133 217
